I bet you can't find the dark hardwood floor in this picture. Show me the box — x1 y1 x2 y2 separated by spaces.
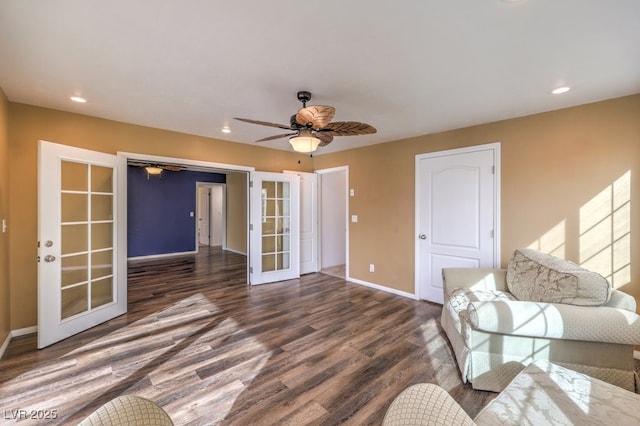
0 247 495 425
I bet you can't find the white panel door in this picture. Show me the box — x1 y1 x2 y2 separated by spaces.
250 171 300 284
285 171 318 274
416 144 499 303
38 141 127 348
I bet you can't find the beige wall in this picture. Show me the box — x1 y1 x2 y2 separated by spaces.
313 94 640 309
5 94 640 331
7 103 313 329
0 88 9 345
226 172 248 254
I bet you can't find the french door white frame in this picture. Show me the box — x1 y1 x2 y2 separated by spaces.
38 141 128 348
414 142 501 300
249 171 300 285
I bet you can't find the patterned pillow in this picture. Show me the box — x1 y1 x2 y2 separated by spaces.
506 248 611 306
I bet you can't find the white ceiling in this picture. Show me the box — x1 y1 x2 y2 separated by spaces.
1 1 639 154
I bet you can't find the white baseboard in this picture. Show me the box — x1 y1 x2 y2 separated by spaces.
128 250 197 261
12 326 37 337
223 247 247 256
0 332 10 359
0 326 37 360
346 276 418 300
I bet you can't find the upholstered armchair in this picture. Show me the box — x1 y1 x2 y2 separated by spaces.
440 248 640 392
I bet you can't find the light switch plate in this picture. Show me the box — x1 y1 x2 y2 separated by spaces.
351 215 358 223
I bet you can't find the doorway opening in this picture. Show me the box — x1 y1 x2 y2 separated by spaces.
197 183 226 251
316 166 349 279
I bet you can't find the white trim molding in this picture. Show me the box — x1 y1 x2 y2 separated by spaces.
346 276 418 300
128 251 197 261
0 326 38 360
634 350 640 361
0 332 10 359
12 326 37 337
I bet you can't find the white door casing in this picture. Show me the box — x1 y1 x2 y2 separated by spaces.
38 141 127 348
415 143 500 303
285 170 318 274
249 171 300 285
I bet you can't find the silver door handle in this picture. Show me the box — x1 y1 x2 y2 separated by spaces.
418 234 427 240
44 255 56 263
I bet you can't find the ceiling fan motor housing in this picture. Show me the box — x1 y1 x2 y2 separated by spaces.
297 91 312 105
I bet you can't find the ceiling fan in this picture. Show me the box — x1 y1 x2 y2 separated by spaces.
234 91 377 153
129 161 182 178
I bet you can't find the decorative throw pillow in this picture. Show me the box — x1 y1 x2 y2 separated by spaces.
506 248 611 306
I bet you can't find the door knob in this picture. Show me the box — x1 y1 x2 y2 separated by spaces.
418 234 427 240
44 255 56 263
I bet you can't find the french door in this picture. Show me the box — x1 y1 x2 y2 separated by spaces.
38 141 126 348
249 172 300 284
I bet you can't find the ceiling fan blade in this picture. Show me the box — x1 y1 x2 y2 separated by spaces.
255 132 297 142
296 106 335 129
234 117 292 130
321 121 377 136
317 132 334 146
162 165 181 172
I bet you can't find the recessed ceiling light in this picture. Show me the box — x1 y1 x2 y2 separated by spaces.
69 96 87 103
221 127 231 134
551 86 571 95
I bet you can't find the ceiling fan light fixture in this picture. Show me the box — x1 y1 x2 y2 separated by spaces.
289 130 321 153
145 166 163 176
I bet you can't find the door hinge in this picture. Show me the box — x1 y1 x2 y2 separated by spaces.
249 266 253 273
490 229 495 238
249 224 253 231
249 181 253 188
491 166 495 174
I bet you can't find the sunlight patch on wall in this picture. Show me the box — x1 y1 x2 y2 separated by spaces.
528 220 566 259
579 171 631 288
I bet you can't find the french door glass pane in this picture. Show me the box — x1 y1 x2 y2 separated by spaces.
61 254 88 287
91 277 113 309
261 180 291 273
91 165 113 192
61 193 87 222
61 285 88 319
91 194 112 221
62 161 87 191
62 224 88 255
59 160 115 320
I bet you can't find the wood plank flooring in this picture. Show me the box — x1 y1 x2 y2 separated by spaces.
0 247 495 425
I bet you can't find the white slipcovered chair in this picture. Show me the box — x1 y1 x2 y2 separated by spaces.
440 248 640 392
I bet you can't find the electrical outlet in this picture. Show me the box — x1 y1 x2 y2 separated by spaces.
369 264 375 272
351 215 358 223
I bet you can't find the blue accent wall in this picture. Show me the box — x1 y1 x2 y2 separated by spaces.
127 166 226 257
